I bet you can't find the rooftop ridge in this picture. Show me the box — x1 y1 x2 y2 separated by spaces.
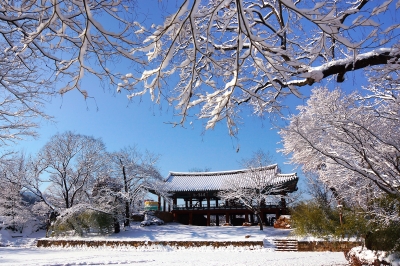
168 164 278 177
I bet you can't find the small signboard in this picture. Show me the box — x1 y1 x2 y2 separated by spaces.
144 201 158 211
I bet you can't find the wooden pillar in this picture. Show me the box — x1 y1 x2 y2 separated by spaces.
173 197 177 208
207 197 210 209
225 212 230 224
215 198 219 207
245 212 249 223
250 213 254 224
163 197 166 212
281 197 286 208
173 212 177 222
190 198 193 208
281 197 287 215
158 195 161 211
185 199 188 208
216 215 220 226
207 212 210 226
189 212 193 225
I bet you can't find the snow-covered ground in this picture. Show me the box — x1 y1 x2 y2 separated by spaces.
0 223 349 265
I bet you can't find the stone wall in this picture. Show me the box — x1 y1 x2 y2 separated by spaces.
298 241 363 252
37 239 263 249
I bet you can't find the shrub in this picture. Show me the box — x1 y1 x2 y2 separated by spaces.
51 208 114 237
290 201 368 240
365 222 400 252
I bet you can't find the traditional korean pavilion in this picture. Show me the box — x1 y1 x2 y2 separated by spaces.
154 164 299 226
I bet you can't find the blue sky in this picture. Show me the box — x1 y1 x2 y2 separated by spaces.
16 85 303 178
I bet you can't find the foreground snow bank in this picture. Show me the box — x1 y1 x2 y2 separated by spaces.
0 247 349 266
346 246 400 266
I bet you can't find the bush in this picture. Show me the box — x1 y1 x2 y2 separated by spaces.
363 195 400 252
365 222 400 252
290 201 368 240
51 208 115 237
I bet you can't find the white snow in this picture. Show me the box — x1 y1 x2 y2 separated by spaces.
0 223 349 265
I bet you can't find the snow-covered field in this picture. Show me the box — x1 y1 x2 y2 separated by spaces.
0 223 349 265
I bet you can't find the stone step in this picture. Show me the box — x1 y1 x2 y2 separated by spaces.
273 239 298 252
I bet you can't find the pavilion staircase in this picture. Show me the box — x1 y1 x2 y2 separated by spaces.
273 239 298 251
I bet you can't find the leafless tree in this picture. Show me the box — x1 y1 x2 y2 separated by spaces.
110 146 163 226
36 131 108 209
219 151 290 230
0 152 49 232
280 87 400 223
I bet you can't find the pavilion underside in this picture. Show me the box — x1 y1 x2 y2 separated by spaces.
172 204 286 226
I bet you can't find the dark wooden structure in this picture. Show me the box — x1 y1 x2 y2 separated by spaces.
155 164 298 226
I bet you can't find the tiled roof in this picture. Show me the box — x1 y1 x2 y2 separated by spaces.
164 164 298 193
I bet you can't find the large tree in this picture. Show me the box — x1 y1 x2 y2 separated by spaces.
280 87 400 223
37 131 108 209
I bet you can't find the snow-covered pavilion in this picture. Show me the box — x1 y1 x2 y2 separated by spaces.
154 164 298 226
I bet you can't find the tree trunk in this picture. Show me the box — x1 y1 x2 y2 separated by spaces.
124 202 130 227
256 213 264 231
114 218 120 233
120 159 130 227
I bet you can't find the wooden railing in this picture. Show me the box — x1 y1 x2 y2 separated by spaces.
172 203 281 211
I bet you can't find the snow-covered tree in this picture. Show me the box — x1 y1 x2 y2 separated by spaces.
280 87 400 223
218 151 289 230
0 153 47 232
37 131 108 209
109 146 163 226
119 0 400 134
0 155 29 231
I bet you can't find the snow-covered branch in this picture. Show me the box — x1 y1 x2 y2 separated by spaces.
120 0 400 135
280 87 400 202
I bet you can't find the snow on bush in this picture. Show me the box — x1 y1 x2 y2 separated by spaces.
346 246 400 266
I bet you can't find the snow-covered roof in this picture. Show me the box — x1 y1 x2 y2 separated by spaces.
164 164 298 193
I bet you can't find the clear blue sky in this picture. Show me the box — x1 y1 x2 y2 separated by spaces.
16 87 303 178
